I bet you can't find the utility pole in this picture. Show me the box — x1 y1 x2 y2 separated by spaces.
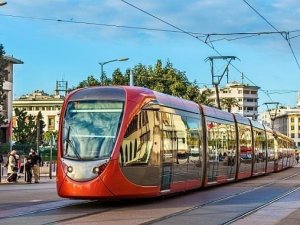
263 102 280 130
205 56 238 109
36 119 40 153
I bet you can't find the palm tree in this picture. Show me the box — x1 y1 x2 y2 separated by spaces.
197 89 215 107
221 97 240 112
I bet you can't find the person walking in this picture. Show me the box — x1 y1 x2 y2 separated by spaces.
30 149 42 183
24 155 32 183
7 150 18 182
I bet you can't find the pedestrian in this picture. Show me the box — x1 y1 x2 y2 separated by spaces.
296 155 299 164
15 154 21 179
24 155 32 183
30 149 42 183
7 150 18 182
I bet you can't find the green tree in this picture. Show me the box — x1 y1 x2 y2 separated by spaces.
13 108 37 144
36 111 45 146
131 60 191 97
77 75 100 88
111 68 128 85
43 130 58 146
221 97 240 112
198 89 215 106
74 59 214 107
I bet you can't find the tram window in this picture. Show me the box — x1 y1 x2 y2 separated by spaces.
173 114 189 165
186 117 202 165
267 133 275 160
206 119 236 162
238 124 252 160
62 101 123 160
253 129 266 161
120 110 157 166
162 112 171 126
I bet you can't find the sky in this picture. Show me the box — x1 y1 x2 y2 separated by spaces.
1 0 300 113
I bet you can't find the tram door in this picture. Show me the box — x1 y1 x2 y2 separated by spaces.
160 112 175 191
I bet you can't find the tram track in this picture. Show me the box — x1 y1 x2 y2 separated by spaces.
1 168 300 225
141 169 300 225
222 186 300 225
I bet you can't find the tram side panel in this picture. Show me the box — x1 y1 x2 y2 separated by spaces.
200 105 238 187
232 113 254 180
251 121 267 176
159 108 204 192
266 130 276 173
119 105 204 195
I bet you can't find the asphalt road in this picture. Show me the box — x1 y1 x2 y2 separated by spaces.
1 166 300 225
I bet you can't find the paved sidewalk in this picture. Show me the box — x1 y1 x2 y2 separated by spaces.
0 175 56 184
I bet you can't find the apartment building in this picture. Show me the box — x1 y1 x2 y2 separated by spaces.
200 82 260 120
273 111 300 148
12 91 64 132
259 92 300 147
0 55 23 143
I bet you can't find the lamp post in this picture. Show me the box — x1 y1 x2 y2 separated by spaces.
0 1 7 6
99 57 129 85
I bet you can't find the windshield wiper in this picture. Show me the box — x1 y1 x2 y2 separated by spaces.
65 126 82 160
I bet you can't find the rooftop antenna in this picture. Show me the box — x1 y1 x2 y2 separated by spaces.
55 80 68 96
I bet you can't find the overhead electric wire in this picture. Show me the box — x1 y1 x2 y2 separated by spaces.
121 0 275 102
0 13 205 35
1 4 296 102
261 90 298 94
242 0 300 70
1 13 299 41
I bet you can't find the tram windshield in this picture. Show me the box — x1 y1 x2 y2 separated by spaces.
62 101 123 160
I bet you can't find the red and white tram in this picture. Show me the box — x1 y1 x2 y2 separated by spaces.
56 86 295 199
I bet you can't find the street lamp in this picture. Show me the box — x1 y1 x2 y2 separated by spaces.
99 57 129 85
0 1 7 6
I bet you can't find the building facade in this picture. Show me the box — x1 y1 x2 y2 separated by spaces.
200 82 260 120
12 91 64 132
260 107 300 148
0 55 23 144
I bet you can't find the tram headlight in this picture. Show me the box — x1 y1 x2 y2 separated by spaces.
92 163 108 175
67 166 73 173
92 167 100 174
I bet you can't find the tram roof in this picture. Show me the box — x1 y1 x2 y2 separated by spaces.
153 90 200 114
201 105 235 122
250 119 265 130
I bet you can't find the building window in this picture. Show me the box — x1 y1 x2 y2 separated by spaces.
291 118 294 123
291 125 295 130
291 133 295 138
48 116 55 131
244 90 250 94
251 91 257 94
238 90 242 94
